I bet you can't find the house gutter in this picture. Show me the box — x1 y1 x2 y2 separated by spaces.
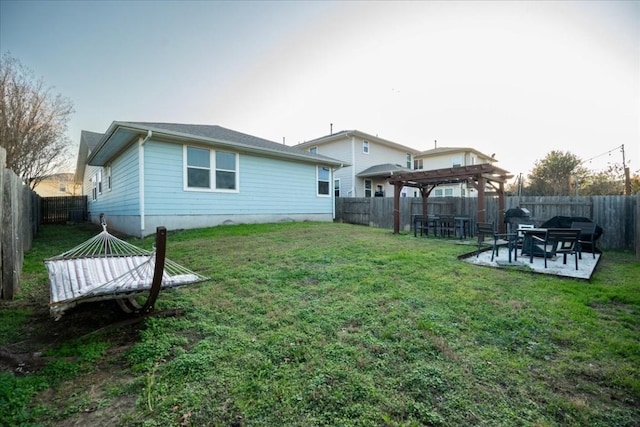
139 130 152 235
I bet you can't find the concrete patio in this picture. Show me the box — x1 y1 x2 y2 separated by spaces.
459 246 601 280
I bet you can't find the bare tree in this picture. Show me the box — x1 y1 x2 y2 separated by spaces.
0 53 74 189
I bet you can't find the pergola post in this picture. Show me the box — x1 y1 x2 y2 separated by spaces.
477 175 486 224
393 183 402 234
420 187 428 215
498 182 506 233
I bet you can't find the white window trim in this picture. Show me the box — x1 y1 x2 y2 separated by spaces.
183 145 240 193
106 166 112 191
364 179 372 197
363 140 369 154
309 146 318 154
91 176 97 201
317 165 331 197
334 178 340 197
97 169 103 195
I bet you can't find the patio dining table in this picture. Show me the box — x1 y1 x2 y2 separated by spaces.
520 228 550 261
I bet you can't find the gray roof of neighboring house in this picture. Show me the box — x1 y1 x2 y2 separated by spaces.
86 122 347 167
416 146 497 161
357 163 412 178
296 130 421 155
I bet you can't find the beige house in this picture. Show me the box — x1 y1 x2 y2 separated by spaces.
296 130 421 198
32 172 81 197
412 146 497 197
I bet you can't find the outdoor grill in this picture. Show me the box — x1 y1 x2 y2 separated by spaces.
504 207 532 233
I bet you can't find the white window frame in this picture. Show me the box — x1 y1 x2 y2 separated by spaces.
183 145 239 193
434 188 443 197
106 166 112 191
364 179 372 197
317 166 331 197
414 159 423 170
334 178 340 198
97 169 103 195
309 146 318 154
444 188 454 196
91 176 97 201
406 153 412 169
363 140 369 154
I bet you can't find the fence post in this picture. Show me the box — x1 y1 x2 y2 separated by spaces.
0 148 4 293
636 191 640 262
2 169 20 299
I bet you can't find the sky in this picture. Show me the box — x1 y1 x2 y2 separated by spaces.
1 0 638 181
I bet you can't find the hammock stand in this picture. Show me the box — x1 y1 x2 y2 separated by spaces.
45 222 208 320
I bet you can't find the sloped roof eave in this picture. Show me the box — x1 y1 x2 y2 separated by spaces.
86 122 347 167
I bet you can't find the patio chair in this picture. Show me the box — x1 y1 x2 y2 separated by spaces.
530 228 580 270
570 221 597 259
476 222 514 262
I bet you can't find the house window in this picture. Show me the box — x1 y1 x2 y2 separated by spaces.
215 151 237 190
434 188 443 197
91 176 97 201
444 188 453 196
185 146 239 191
413 159 423 170
97 169 103 194
107 166 112 191
364 179 372 197
317 166 330 196
363 140 369 154
406 153 412 169
309 146 318 154
59 182 66 193
452 157 462 168
334 179 340 197
186 146 211 188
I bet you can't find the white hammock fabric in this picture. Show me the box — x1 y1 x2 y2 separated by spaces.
45 224 208 318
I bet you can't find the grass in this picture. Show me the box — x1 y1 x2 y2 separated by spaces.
1 221 639 426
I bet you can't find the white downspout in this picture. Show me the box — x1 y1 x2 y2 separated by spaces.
139 130 152 235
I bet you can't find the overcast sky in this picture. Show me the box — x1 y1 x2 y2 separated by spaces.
1 0 638 179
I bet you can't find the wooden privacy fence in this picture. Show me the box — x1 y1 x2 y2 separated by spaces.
335 195 639 251
1 146 40 299
41 195 87 224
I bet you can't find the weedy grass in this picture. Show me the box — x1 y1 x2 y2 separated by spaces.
1 221 639 426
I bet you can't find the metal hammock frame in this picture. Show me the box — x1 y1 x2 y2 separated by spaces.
45 222 208 319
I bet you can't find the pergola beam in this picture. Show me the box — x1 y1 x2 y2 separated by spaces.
388 163 512 234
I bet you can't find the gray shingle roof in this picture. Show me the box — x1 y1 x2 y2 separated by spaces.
119 122 344 165
80 130 104 151
357 163 412 177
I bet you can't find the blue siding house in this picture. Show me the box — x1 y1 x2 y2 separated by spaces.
75 122 347 237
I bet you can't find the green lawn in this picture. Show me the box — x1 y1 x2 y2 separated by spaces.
1 221 639 426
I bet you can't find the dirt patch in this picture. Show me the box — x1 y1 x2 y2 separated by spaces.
0 300 140 374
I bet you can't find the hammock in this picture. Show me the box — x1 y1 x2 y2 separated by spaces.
45 222 208 319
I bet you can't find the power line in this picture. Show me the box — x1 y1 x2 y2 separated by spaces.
580 144 624 166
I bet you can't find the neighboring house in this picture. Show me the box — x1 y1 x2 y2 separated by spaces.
75 122 346 237
413 146 497 197
295 130 420 198
32 173 81 197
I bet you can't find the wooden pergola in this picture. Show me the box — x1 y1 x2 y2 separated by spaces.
387 163 513 234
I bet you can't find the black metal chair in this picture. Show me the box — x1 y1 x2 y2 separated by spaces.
570 221 597 259
476 222 514 262
530 228 581 270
